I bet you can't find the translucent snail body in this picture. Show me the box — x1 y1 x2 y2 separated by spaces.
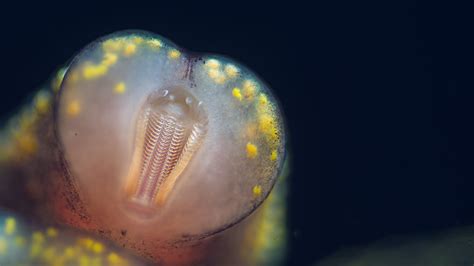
0 31 288 265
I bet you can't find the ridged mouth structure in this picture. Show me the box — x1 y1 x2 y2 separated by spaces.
123 88 207 217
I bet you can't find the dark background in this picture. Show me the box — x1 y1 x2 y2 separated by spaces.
1 1 473 265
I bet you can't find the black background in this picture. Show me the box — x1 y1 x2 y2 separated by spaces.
1 1 473 265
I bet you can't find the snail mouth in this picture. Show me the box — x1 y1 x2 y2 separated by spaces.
123 87 207 218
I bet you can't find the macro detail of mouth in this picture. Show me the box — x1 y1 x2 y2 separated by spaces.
123 88 207 217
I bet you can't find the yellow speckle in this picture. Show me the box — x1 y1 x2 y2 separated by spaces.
208 69 226 84
35 92 51 114
259 113 279 143
83 63 108 80
232 88 242 101
30 243 42 257
123 43 137 56
256 219 278 248
253 185 262 197
168 49 181 59
257 94 274 117
15 236 26 247
114 82 126 94
225 64 239 78
132 36 144 44
214 72 227 84
243 80 257 100
30 232 44 257
208 69 219 79
78 237 94 249
147 39 162 49
15 133 37 155
91 242 104 254
258 93 268 107
64 247 76 257
206 59 220 69
246 142 258 159
102 53 118 66
108 252 122 264
42 247 56 261
270 150 278 161
46 227 58 237
103 39 124 53
67 100 81 117
4 217 16 235
79 255 90 266
32 231 45 243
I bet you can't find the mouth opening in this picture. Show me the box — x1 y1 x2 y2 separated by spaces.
122 87 208 218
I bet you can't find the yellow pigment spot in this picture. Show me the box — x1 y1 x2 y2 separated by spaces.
102 53 118 67
83 63 108 80
258 93 269 107
246 142 258 159
64 247 76 257
15 236 26 247
32 231 45 243
254 218 279 251
225 64 239 78
215 72 227 84
15 133 38 155
67 100 81 117
206 59 220 69
114 82 126 94
253 185 262 197
132 36 144 44
147 39 162 49
79 255 90 266
108 252 122 264
208 69 226 84
270 150 278 161
78 237 94 249
46 227 58 237
123 43 137 56
35 92 50 114
208 69 219 79
30 243 42 258
4 217 16 235
0 237 7 255
91 242 104 254
232 88 242 101
168 49 181 59
243 80 257 100
103 39 124 53
259 113 279 143
42 247 56 261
